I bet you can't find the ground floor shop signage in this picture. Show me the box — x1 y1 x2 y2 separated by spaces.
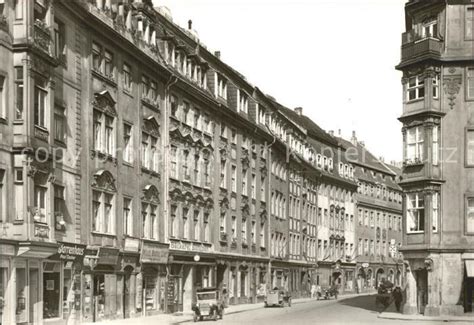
169 239 213 252
124 237 140 252
50 241 86 262
97 247 120 265
140 242 169 264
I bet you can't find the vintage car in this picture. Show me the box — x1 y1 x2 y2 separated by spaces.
264 288 291 307
192 289 225 322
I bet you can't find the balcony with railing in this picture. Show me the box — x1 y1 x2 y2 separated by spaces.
33 19 51 55
398 31 443 68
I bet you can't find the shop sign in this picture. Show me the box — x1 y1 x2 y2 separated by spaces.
97 247 119 265
169 239 213 252
50 241 86 262
0 244 15 256
124 237 140 252
140 242 169 264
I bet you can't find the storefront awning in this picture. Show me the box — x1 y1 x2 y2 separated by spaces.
466 260 474 277
17 244 57 259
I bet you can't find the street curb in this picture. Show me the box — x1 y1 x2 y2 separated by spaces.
378 313 474 323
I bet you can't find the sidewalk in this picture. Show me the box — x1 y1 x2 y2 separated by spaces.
378 302 474 323
85 293 357 325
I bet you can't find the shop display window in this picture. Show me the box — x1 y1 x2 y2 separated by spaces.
144 275 157 311
43 262 60 319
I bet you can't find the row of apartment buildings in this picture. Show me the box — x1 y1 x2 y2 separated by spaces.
0 0 403 324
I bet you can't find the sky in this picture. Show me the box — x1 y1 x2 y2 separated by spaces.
154 0 407 163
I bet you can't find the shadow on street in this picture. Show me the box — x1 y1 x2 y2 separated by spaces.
339 294 387 313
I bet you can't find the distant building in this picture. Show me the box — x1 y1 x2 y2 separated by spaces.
396 0 474 316
336 132 404 293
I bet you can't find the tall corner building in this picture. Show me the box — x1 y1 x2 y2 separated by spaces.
396 0 474 316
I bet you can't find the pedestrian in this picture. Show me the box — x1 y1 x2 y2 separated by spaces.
316 285 322 299
392 286 403 312
311 284 316 298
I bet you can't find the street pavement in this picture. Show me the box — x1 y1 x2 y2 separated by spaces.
177 294 472 325
87 294 474 325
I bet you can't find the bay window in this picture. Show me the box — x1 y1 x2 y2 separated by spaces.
407 193 425 233
406 76 424 101
406 126 424 163
34 85 47 128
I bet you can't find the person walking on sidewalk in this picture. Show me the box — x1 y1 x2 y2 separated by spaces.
392 286 403 312
311 284 317 299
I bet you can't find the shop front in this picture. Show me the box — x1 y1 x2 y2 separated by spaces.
168 239 215 314
81 247 120 323
139 241 169 316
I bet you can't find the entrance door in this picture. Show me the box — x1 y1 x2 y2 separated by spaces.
123 273 131 318
416 269 428 314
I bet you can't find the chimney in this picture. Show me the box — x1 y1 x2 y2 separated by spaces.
294 107 303 116
350 131 357 145
328 130 334 136
338 129 341 137
188 19 192 30
214 51 221 59
379 156 385 162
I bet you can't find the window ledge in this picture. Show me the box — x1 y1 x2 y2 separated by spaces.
407 231 424 234
0 117 7 125
13 119 24 125
92 69 117 86
91 231 117 238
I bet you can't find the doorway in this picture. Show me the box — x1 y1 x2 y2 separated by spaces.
123 266 133 318
415 269 428 314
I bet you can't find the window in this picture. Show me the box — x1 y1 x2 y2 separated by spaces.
242 218 247 244
141 132 159 172
14 0 23 19
15 66 23 119
193 210 200 241
123 197 132 236
123 123 133 163
170 146 178 178
183 207 189 239
123 62 132 91
93 110 115 156
242 169 248 196
0 170 4 222
34 185 47 223
467 128 474 166
92 191 115 234
421 20 437 39
104 50 114 78
142 75 150 98
467 196 474 235
231 165 237 192
34 85 47 128
92 42 102 72
54 106 66 143
432 74 439 99
238 90 248 113
406 126 424 163
0 75 5 119
232 216 237 240
467 67 474 100
407 193 425 233
150 80 157 102
170 95 178 117
432 192 439 233
53 185 65 225
466 8 474 39
142 203 158 240
260 222 265 247
216 73 227 99
54 19 66 61
432 126 439 165
406 76 424 101
170 205 178 237
261 176 266 202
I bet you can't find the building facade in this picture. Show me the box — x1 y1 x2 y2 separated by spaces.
396 0 474 316
337 132 404 293
0 0 409 324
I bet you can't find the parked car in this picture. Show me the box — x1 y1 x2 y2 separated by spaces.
264 288 292 307
323 285 339 300
192 289 225 322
